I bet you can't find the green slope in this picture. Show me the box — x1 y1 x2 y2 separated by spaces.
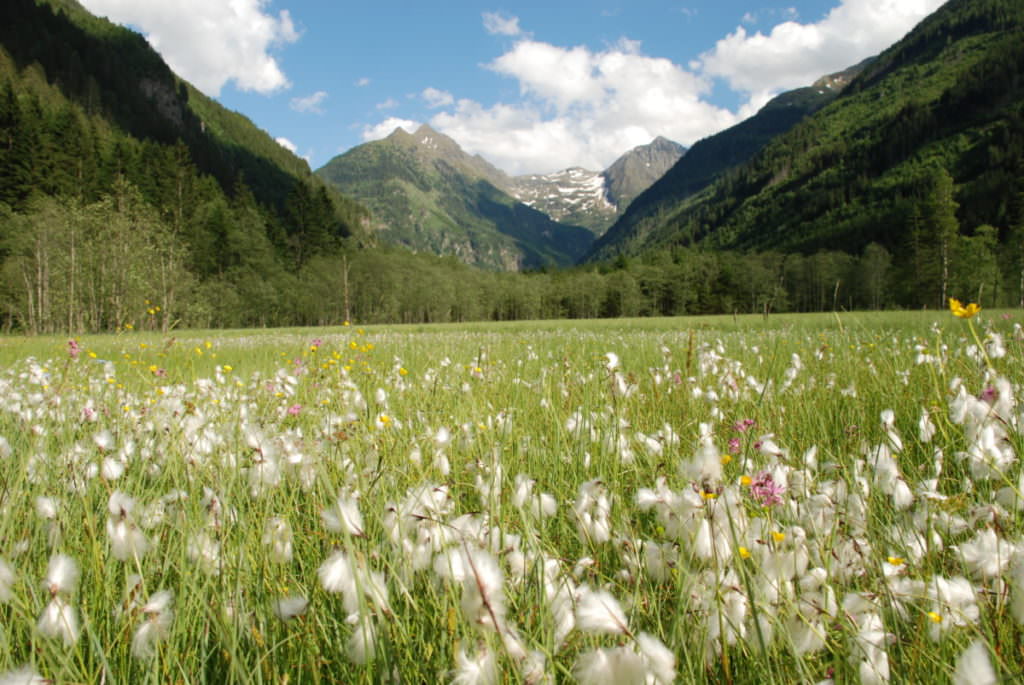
588 67 864 260
592 0 1024 261
0 0 363 222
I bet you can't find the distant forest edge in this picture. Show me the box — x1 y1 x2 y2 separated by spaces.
1 0 1023 333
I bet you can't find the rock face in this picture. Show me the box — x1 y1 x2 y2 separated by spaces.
507 137 686 236
602 136 688 213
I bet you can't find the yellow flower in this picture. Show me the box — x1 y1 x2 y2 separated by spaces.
738 546 751 559
887 556 905 566
948 298 981 318
927 611 942 623
720 454 732 466
700 490 718 501
740 475 753 487
770 531 786 543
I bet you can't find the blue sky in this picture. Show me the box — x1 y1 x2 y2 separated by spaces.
78 1 946 175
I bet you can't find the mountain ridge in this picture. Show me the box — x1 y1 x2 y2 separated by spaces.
316 125 594 270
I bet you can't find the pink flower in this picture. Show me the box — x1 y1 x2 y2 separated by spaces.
287 404 302 417
750 470 784 507
68 339 80 359
728 437 741 454
732 418 756 433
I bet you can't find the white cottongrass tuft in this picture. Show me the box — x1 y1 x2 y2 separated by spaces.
953 639 996 685
575 585 629 635
272 595 309 621
106 491 150 561
451 646 499 685
345 616 378 664
0 666 49 685
43 554 78 596
0 558 14 603
459 548 506 630
321 491 366 537
37 596 80 646
262 517 294 563
573 645 646 685
131 590 174 659
636 632 676 684
319 550 355 595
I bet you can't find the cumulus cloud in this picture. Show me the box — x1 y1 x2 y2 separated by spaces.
290 90 327 114
423 88 455 108
362 117 422 142
79 0 299 96
482 11 522 36
376 98 400 111
699 0 946 110
359 1 945 174
275 137 297 153
428 38 736 174
356 77 371 87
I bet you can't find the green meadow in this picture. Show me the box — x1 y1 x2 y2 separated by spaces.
0 310 1020 683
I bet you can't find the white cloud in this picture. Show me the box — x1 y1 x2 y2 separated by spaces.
482 11 521 36
275 137 297 153
356 77 371 87
78 0 299 96
422 87 455 108
362 117 422 142
359 1 947 174
290 90 327 114
376 98 400 110
699 0 946 109
426 38 736 174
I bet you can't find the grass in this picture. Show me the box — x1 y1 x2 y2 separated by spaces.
0 310 1021 683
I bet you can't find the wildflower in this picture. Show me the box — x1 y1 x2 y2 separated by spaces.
751 471 784 507
738 546 751 559
67 339 80 359
286 404 302 416
948 298 981 318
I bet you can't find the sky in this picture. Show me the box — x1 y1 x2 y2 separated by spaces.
76 0 947 176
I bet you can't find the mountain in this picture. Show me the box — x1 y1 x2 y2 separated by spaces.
588 0 1024 272
508 137 686 236
588 61 867 260
315 125 594 270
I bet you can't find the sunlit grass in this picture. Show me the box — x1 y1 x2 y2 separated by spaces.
0 310 1021 683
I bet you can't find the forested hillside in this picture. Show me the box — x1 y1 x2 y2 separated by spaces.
0 0 368 332
591 0 1024 310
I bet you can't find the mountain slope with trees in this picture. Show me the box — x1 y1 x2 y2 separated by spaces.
588 61 868 260
589 0 1024 309
0 0 371 332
